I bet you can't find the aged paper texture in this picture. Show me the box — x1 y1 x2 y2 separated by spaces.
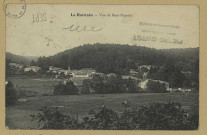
0 0 207 135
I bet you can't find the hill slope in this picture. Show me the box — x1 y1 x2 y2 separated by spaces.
36 43 199 74
6 52 39 65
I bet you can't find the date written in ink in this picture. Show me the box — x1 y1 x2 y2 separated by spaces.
132 35 183 44
32 12 47 23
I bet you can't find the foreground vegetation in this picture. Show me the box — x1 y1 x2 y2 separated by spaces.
5 76 199 129
31 101 198 130
6 92 198 129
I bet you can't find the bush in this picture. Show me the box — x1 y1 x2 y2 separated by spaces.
31 106 80 129
17 89 38 98
123 78 142 93
120 102 196 130
146 80 167 93
82 79 92 94
53 81 79 95
90 74 142 94
32 101 198 130
81 106 119 129
6 81 17 106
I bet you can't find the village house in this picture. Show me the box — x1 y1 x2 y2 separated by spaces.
94 72 105 76
9 63 24 69
177 88 192 92
48 66 96 78
24 66 41 72
129 69 138 76
57 69 70 76
48 66 63 73
48 66 72 76
139 79 149 89
138 65 152 71
122 75 141 81
107 73 117 78
71 68 96 78
72 71 89 77
143 72 149 80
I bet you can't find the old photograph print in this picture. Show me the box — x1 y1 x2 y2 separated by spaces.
5 5 199 130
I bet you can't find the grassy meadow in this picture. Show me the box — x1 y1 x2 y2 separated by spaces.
5 76 199 129
6 75 62 97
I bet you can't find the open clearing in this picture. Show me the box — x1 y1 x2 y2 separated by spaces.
5 76 198 129
6 75 62 96
6 93 198 129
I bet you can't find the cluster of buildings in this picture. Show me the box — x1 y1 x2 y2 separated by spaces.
47 66 96 78
8 62 41 74
123 65 192 93
8 62 192 93
9 63 24 69
24 66 41 72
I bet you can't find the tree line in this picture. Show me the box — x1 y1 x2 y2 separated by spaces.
34 44 199 74
34 44 199 90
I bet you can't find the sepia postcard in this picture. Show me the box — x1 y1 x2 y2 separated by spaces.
0 0 207 135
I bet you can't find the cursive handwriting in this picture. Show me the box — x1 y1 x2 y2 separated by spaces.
63 24 103 32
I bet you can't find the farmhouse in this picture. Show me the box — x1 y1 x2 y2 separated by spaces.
139 79 149 89
72 71 89 77
122 75 141 81
9 63 23 69
71 68 96 77
57 70 70 76
24 66 41 72
107 73 117 77
138 65 152 71
129 69 138 76
48 66 62 73
177 88 192 92
143 72 149 80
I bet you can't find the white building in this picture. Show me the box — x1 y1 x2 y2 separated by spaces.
71 68 96 78
24 66 41 72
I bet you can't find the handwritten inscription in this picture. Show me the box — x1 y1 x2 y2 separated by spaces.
63 24 103 32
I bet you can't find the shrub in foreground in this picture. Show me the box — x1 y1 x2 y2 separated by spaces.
53 81 79 95
31 101 198 130
146 80 167 93
6 81 17 106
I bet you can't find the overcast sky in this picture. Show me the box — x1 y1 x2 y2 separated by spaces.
6 5 199 56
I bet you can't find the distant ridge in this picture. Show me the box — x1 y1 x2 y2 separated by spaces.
6 52 39 65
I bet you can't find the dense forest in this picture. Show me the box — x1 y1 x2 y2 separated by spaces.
35 43 198 74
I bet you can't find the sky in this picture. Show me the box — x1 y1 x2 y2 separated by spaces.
6 5 199 56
